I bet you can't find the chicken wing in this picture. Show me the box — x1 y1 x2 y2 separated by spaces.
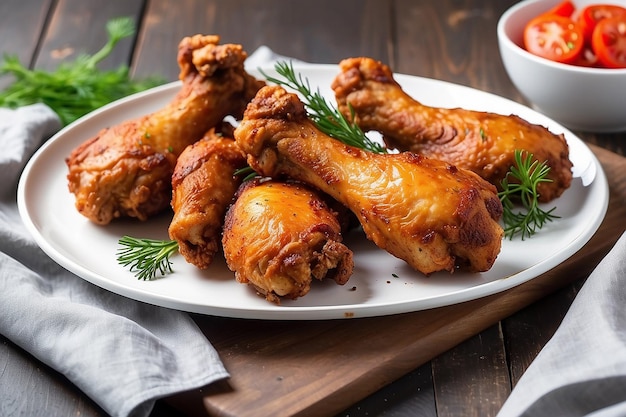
168 129 247 270
235 86 503 275
66 35 265 225
222 179 354 303
331 57 572 202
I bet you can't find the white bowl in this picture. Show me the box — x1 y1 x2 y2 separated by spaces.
497 0 626 132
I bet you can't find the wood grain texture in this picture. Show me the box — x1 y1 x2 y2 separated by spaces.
393 0 519 97
0 0 52 89
503 280 583 387
338 362 437 416
581 132 625 157
0 337 105 416
35 0 145 72
133 0 392 81
432 324 510 417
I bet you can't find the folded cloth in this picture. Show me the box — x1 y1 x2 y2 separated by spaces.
245 44 305 70
497 232 626 417
0 104 229 417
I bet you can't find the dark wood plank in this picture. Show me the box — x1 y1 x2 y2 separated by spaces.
0 0 52 61
1 325 188 416
577 132 625 159
337 362 437 417
432 324 510 417
503 279 584 387
393 0 520 97
0 0 54 89
34 0 145 71
0 335 105 417
133 0 392 81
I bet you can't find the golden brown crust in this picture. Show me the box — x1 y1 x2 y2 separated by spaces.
331 57 573 202
66 35 265 225
222 179 354 303
235 86 503 275
168 130 247 269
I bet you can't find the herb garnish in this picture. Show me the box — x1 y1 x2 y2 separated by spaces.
233 166 258 181
498 150 559 240
0 17 162 125
116 236 179 281
261 61 386 154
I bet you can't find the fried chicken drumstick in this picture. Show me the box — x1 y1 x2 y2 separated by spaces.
168 129 247 270
223 179 354 303
66 35 264 225
235 86 504 275
332 57 573 202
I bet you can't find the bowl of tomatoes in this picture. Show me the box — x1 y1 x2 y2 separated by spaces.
497 0 626 132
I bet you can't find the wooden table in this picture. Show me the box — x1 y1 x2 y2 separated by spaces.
1 1 624 416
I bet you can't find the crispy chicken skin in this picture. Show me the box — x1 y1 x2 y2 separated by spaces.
331 57 573 202
234 86 504 275
222 179 354 303
66 35 265 225
168 129 247 270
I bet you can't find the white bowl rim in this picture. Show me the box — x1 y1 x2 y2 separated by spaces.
497 0 626 76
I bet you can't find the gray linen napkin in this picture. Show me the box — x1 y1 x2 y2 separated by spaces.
497 231 626 417
245 44 305 69
0 104 229 417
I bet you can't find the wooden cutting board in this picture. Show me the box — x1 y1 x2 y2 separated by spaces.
176 145 625 417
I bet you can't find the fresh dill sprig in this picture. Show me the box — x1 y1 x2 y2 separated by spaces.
260 60 387 154
498 150 559 240
0 17 163 126
116 236 179 280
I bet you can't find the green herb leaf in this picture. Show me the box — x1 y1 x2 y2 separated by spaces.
116 236 179 280
261 60 387 154
498 150 559 240
0 16 163 126
234 165 258 181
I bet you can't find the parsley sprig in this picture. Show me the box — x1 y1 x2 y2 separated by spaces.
499 150 559 240
0 17 162 125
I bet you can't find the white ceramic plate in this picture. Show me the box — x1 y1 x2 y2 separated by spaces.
17 64 608 320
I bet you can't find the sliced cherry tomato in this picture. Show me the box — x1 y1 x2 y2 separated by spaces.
572 46 600 67
577 4 626 44
592 15 626 68
524 14 584 63
547 0 576 17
